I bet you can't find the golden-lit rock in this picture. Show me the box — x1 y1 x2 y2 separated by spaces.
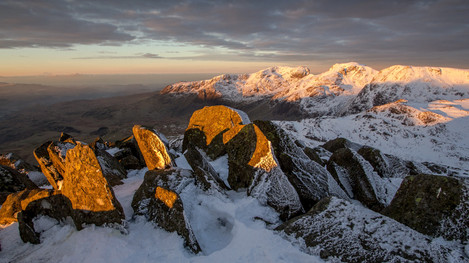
155 186 178 209
33 141 63 190
132 125 172 170
47 141 76 177
0 189 52 225
0 165 37 204
62 142 124 227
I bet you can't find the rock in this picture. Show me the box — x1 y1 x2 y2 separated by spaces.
132 168 201 253
184 145 228 192
253 120 330 210
182 105 250 159
90 137 107 151
225 123 303 220
302 147 325 166
59 132 76 144
322 137 361 153
277 196 466 263
47 141 76 176
17 193 73 244
118 154 143 170
327 148 392 211
0 188 51 225
383 174 469 241
94 148 127 186
33 141 63 190
132 125 173 170
62 142 124 229
0 165 37 204
0 153 39 173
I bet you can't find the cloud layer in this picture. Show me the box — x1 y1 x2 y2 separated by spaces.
1 0 468 66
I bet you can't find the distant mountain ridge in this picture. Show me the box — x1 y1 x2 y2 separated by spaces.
162 62 469 117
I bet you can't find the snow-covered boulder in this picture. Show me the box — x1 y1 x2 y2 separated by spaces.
383 174 469 241
225 123 303 220
131 168 201 253
277 196 467 263
62 142 125 229
132 125 173 170
0 165 37 204
253 120 331 210
182 105 250 159
184 145 228 192
33 141 63 190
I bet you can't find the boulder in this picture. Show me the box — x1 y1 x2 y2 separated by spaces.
33 141 63 190
0 188 51 225
225 123 303 220
94 148 127 186
253 120 330 210
321 137 361 153
62 142 124 229
132 125 173 170
0 153 39 173
132 168 201 253
383 174 469 241
277 196 466 263
17 193 73 244
59 132 76 144
184 145 228 192
327 148 393 211
111 136 146 169
0 165 37 204
47 141 76 176
90 137 107 151
182 105 250 159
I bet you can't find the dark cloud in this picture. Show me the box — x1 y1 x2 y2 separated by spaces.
1 0 468 67
73 53 162 59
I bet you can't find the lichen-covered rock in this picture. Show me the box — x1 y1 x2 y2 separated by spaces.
184 145 228 192
131 168 201 253
62 142 124 229
94 148 126 186
0 188 51 225
0 165 37 204
34 141 63 190
47 141 76 176
182 105 250 159
327 148 396 211
17 193 73 244
277 196 467 263
132 125 173 170
383 174 469 241
225 123 303 220
253 120 331 211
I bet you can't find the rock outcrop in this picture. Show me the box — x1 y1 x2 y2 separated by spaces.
94 148 127 186
47 141 75 176
33 141 63 190
383 174 469 241
277 196 465 262
132 125 173 170
0 188 51 225
0 165 37 204
132 168 201 253
111 135 146 170
62 142 124 229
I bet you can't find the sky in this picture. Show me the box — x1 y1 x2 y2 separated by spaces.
0 0 468 76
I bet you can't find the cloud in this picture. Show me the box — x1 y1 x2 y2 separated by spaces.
1 0 468 67
73 53 162 59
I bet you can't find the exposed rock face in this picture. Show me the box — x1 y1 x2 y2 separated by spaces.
33 141 63 190
111 136 146 170
132 168 201 253
254 120 330 210
183 105 249 159
62 142 124 229
59 132 76 144
0 165 37 204
0 153 39 173
225 123 303 220
132 125 173 170
0 188 51 225
277 196 465 263
383 174 469 241
184 145 228 192
47 141 76 176
94 148 126 186
327 148 387 211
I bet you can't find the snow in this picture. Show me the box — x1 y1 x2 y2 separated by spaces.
105 147 121 157
0 167 322 263
208 154 229 187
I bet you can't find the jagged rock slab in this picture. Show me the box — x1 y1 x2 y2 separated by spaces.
94 148 126 186
132 125 173 170
111 135 146 170
0 188 51 225
47 141 76 176
383 174 469 241
277 196 467 263
253 120 331 210
225 123 303 220
184 145 228 192
183 105 250 159
0 165 37 204
33 141 63 190
63 142 124 229
131 168 201 253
